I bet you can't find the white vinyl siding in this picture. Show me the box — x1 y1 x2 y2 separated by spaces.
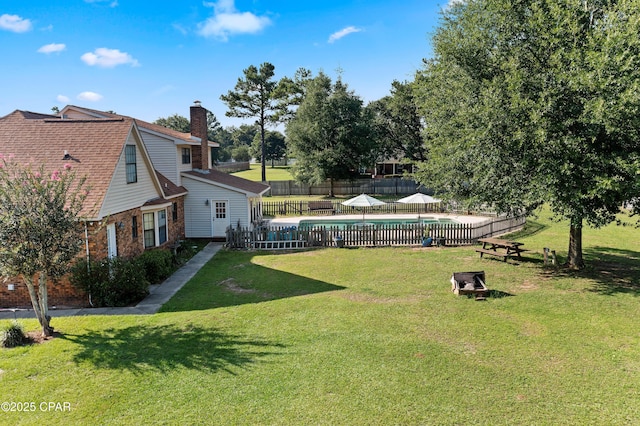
182 175 251 238
139 130 180 184
100 132 162 218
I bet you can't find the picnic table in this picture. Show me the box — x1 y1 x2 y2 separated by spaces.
476 237 527 262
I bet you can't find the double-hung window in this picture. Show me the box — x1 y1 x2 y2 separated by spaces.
125 145 137 183
143 209 168 249
143 213 155 248
181 147 191 164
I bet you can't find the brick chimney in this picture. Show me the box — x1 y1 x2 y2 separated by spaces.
190 100 209 171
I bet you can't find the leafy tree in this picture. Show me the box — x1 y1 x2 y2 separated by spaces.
0 157 89 336
271 67 313 122
212 127 233 163
153 113 190 133
231 145 251 162
154 112 223 164
232 124 259 148
368 80 427 163
287 73 377 196
414 0 640 268
221 62 293 182
251 130 286 167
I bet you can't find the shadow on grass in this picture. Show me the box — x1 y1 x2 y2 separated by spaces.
60 323 284 374
545 246 640 296
160 250 346 312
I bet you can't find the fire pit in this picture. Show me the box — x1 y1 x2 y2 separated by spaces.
451 271 488 299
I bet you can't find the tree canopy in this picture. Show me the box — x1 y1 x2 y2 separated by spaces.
414 0 640 268
251 130 286 167
368 80 427 163
286 73 377 196
0 157 89 336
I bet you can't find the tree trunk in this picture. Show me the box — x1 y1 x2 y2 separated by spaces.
567 218 585 269
24 274 54 337
260 121 266 182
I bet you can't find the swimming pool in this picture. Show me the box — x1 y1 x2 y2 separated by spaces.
297 217 460 230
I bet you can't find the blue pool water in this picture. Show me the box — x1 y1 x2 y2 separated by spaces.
297 217 459 230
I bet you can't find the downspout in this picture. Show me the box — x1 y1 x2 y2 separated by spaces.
84 221 94 307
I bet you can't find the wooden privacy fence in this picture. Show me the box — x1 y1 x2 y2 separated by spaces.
265 177 425 196
262 200 445 217
226 215 526 250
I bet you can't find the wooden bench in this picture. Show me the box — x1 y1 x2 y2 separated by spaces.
308 200 335 215
475 248 527 262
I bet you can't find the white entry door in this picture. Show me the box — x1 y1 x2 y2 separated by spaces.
212 200 230 237
106 223 117 259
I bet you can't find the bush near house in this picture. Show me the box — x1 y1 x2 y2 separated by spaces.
70 242 207 307
136 249 175 285
70 257 150 308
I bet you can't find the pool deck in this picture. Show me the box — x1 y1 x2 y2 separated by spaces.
268 213 491 228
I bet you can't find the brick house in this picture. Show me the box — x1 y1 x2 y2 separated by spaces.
0 102 269 308
0 110 187 308
61 103 270 239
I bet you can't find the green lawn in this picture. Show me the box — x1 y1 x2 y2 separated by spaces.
231 163 293 181
2 210 640 424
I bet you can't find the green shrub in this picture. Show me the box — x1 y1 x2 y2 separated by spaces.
1 321 31 348
136 249 175 284
70 257 150 307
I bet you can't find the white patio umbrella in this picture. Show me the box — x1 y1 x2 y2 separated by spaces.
341 193 386 222
397 192 442 218
397 193 442 204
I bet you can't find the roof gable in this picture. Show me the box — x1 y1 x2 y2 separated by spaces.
0 110 152 218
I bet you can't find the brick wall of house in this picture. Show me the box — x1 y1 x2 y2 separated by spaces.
169 196 186 244
0 198 187 309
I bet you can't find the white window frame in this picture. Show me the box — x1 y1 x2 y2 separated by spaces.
141 205 170 249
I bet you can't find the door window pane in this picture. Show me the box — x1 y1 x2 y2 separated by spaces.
215 202 226 219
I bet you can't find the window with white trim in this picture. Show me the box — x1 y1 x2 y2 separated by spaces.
181 147 191 164
143 212 155 248
142 208 168 249
125 145 137 183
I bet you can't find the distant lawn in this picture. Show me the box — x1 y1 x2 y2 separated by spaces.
2 209 640 424
231 163 293 181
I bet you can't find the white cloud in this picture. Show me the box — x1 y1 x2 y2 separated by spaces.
84 0 119 7
328 26 362 44
81 48 140 68
0 14 33 33
56 95 70 103
38 43 66 54
198 0 271 41
77 91 103 102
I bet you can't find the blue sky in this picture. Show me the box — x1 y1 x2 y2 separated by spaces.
1 0 450 127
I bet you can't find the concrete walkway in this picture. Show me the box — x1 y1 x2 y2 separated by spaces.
0 242 223 320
